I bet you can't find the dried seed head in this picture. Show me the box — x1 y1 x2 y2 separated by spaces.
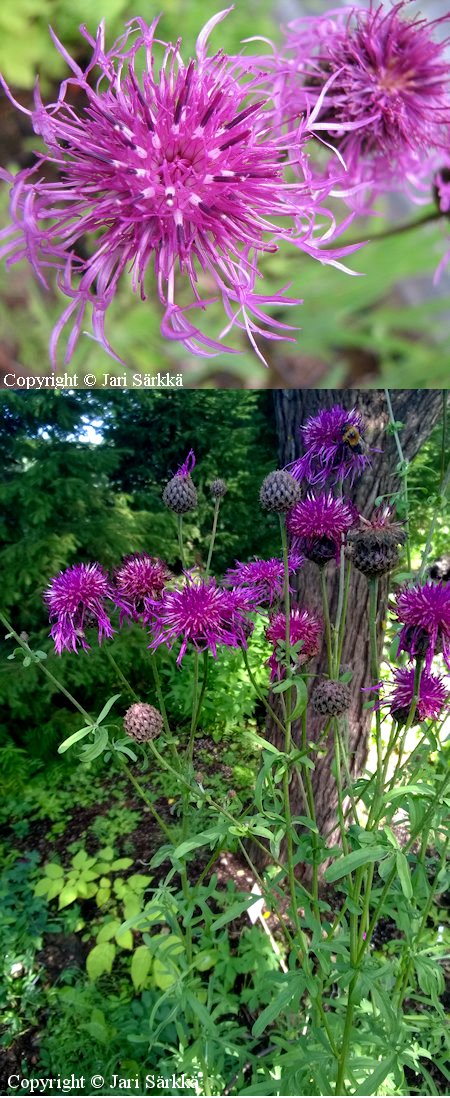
123 703 164 743
260 470 302 513
312 680 351 717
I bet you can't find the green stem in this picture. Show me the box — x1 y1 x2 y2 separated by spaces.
205 499 220 577
440 390 448 487
334 550 349 677
326 209 441 251
334 973 358 1095
118 756 173 842
320 568 334 676
368 578 383 810
418 458 450 580
0 614 94 725
177 514 186 570
241 646 287 735
149 652 172 739
105 648 139 701
384 387 411 571
279 516 302 936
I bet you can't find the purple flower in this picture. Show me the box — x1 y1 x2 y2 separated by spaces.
394 581 450 672
378 665 448 725
287 405 374 487
113 554 169 624
278 3 450 202
0 11 334 368
44 563 114 654
147 572 248 664
175 450 196 477
287 492 357 564
266 606 322 680
223 550 303 605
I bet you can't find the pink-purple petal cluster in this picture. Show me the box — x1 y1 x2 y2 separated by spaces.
113 554 169 624
287 405 374 487
44 562 114 654
277 3 450 204
394 581 450 672
0 11 347 368
287 492 358 564
223 550 303 605
266 606 322 680
147 572 249 664
380 665 449 725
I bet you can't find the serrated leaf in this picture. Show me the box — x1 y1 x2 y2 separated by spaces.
86 942 116 981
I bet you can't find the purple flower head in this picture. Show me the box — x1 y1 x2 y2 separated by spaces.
0 11 340 368
278 3 450 202
287 492 358 564
44 562 114 654
266 606 322 680
176 450 196 477
377 665 449 726
223 549 303 605
287 405 374 487
394 580 450 672
147 572 248 664
113 554 169 624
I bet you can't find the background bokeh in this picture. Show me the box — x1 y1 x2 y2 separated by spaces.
1 0 450 388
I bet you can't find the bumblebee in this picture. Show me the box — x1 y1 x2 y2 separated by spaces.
341 423 365 455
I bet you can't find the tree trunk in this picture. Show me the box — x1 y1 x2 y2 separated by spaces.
264 389 444 866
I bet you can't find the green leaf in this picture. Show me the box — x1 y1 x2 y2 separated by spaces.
96 920 121 943
272 678 296 694
211 896 256 931
110 858 134 871
173 827 225 860
324 846 388 883
252 985 295 1038
116 928 134 951
44 862 64 879
96 693 122 725
79 726 109 761
86 942 116 981
290 679 308 721
58 725 93 753
354 1054 398 1096
58 885 79 909
131 945 152 991
396 851 413 900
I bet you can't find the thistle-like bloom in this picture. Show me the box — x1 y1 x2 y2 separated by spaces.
378 666 448 726
394 581 450 672
287 405 374 487
0 10 341 368
287 492 357 564
113 554 169 623
44 562 114 654
278 3 450 200
266 606 322 680
223 550 303 605
147 572 248 664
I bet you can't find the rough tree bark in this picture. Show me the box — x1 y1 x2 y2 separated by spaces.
264 389 444 864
